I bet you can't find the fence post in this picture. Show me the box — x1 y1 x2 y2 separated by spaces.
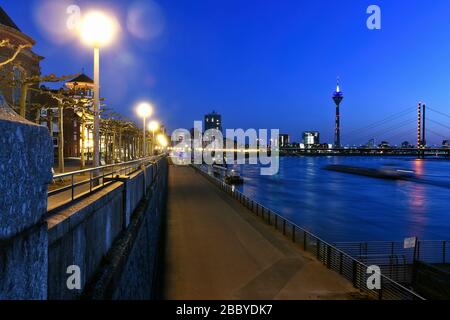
303 231 307 251
352 260 358 288
326 245 331 268
317 240 321 260
444 241 447 264
292 225 296 242
378 277 383 300
339 252 343 274
283 220 286 235
71 175 75 200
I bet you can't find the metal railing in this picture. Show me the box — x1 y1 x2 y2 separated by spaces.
192 164 425 300
334 240 450 265
333 240 450 284
48 155 164 210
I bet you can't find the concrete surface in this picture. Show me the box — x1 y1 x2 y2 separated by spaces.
163 165 360 300
0 98 52 300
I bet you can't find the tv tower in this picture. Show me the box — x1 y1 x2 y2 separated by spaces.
332 78 344 148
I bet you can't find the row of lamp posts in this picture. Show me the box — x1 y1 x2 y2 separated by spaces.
136 102 161 157
78 10 164 167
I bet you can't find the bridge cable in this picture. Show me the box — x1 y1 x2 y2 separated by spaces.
350 118 417 145
341 106 417 139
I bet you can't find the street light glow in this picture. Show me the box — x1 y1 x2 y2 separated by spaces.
136 102 153 118
148 120 160 132
80 11 118 48
157 134 169 147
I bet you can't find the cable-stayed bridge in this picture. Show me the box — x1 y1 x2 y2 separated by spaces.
283 103 450 157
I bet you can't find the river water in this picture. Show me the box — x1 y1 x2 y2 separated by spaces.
232 156 450 242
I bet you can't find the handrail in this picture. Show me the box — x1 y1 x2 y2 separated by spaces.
52 156 159 179
192 163 425 300
48 155 166 211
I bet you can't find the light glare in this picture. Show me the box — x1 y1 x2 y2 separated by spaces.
157 134 168 147
80 11 118 47
148 120 160 132
136 102 153 118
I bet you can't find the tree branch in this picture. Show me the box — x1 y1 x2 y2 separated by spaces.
0 41 32 68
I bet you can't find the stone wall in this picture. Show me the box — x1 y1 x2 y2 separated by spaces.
0 101 53 300
112 160 166 299
46 159 167 300
47 183 125 300
0 99 168 300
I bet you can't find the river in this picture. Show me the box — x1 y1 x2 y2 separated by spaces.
231 156 450 242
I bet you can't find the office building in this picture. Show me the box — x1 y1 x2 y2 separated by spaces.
302 131 320 147
279 134 290 148
204 110 222 132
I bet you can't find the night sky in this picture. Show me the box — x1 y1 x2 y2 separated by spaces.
3 0 450 145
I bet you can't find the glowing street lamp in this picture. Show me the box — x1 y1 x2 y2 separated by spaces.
79 10 118 168
148 120 160 155
157 134 169 148
136 102 153 156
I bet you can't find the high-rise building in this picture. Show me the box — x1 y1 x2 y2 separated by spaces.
204 110 222 133
332 79 344 148
279 134 290 148
302 131 320 147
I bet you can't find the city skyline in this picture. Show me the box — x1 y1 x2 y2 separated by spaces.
2 1 450 303
3 1 450 145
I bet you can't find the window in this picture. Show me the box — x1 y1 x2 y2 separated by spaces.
12 66 23 106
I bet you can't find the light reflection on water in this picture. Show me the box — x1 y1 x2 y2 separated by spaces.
232 157 450 242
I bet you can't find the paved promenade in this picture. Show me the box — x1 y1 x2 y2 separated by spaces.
163 165 360 300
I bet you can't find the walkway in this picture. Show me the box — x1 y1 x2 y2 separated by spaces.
163 165 360 300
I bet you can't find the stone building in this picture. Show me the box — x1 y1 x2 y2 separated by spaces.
0 6 43 116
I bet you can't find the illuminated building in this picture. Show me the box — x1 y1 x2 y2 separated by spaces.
279 134 290 148
39 73 94 159
204 110 222 133
302 131 320 147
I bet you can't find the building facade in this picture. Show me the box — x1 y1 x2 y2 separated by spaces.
39 74 94 159
279 134 290 148
204 110 222 133
0 6 43 116
302 131 320 147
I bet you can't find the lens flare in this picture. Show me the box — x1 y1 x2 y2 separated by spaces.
33 0 77 44
126 0 166 41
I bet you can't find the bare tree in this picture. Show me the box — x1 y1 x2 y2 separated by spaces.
0 39 32 68
16 73 76 118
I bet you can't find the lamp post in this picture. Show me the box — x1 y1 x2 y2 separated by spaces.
136 102 153 157
148 120 160 155
80 11 117 168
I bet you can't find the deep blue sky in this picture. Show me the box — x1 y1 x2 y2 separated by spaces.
3 0 450 145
